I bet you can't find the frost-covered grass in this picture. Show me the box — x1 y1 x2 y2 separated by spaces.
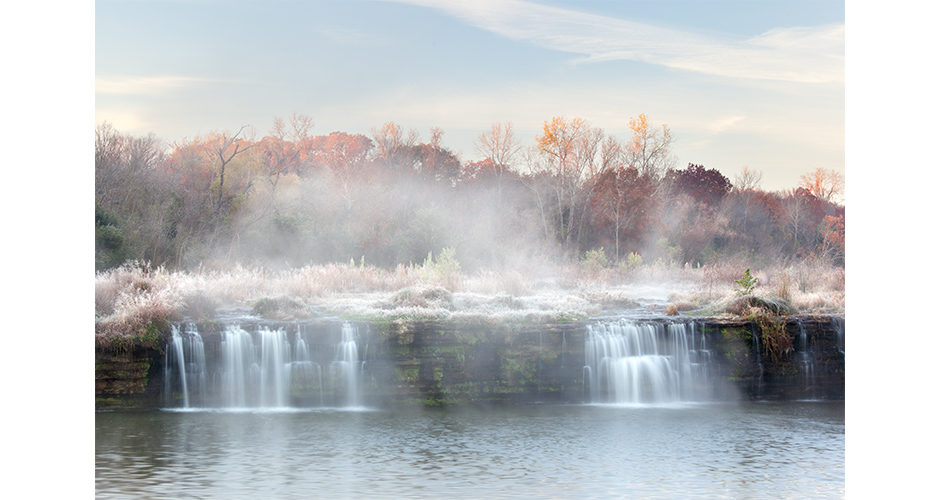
95 258 845 338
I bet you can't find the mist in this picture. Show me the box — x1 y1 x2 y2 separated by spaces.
95 115 845 333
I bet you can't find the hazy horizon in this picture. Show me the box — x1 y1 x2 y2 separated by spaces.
95 0 844 193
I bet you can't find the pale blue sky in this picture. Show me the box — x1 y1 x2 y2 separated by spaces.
95 0 844 191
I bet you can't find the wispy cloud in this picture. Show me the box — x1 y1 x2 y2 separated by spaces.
393 0 843 84
708 115 747 133
95 75 211 95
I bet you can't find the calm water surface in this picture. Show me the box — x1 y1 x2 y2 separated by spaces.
96 402 844 499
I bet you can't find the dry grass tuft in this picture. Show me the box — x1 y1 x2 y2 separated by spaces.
391 286 455 310
251 295 313 321
723 295 793 317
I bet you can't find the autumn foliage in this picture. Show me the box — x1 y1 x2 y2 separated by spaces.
96 114 844 275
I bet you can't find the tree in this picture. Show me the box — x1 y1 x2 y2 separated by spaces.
589 166 656 259
473 122 521 203
95 122 175 268
310 131 373 208
412 128 462 185
203 125 258 219
533 116 606 253
820 213 845 265
260 112 316 183
669 163 732 208
781 188 818 255
799 167 844 204
625 113 676 184
734 166 763 193
370 121 419 177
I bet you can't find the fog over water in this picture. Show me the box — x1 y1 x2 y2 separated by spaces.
96 402 845 499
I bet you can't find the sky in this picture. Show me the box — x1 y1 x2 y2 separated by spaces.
95 0 845 193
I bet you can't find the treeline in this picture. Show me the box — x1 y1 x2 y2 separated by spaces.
95 113 844 273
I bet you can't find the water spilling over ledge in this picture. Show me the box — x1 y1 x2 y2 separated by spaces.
584 320 717 404
96 314 844 409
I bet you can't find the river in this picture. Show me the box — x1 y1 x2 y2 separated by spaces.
96 401 844 499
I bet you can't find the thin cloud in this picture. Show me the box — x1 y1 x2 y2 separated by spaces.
708 115 747 134
394 0 843 84
95 75 212 95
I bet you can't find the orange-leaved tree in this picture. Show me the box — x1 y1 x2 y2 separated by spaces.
534 116 605 253
799 167 844 204
625 113 676 184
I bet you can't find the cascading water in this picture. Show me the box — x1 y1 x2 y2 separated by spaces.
164 321 366 409
332 323 363 407
584 319 714 404
291 328 323 407
164 325 206 408
795 320 818 399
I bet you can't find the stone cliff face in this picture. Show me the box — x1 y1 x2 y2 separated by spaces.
700 316 845 401
95 344 166 409
94 315 845 409
366 320 587 406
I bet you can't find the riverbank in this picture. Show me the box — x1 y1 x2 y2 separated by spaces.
95 259 844 343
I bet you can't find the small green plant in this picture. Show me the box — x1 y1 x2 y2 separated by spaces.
420 247 462 290
734 268 758 296
581 247 608 272
626 251 643 268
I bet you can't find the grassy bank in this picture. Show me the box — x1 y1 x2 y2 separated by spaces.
95 257 844 345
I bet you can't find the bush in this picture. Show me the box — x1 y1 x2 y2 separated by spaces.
581 248 608 273
181 289 220 321
733 268 758 296
433 247 462 290
391 285 454 310
723 295 792 316
251 296 312 320
627 252 642 267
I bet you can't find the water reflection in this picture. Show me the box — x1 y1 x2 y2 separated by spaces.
97 402 844 499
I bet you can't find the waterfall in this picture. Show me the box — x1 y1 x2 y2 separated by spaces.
258 327 291 407
584 319 714 404
163 322 366 409
165 325 206 408
221 325 253 407
291 331 323 407
220 325 298 408
750 324 764 398
332 322 362 407
795 320 818 399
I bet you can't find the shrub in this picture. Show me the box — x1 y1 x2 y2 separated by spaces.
433 247 462 291
391 285 454 310
723 295 792 316
626 252 642 267
581 248 608 273
733 268 758 296
251 296 312 320
181 289 220 321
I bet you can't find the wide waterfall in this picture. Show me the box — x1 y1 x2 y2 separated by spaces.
584 319 715 404
163 321 368 409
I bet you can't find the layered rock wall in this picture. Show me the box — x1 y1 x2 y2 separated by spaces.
94 315 845 409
